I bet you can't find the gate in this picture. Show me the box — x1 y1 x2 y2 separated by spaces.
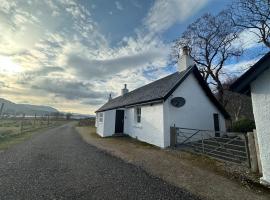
171 127 251 168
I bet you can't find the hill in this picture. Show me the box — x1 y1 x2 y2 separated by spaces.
0 98 59 116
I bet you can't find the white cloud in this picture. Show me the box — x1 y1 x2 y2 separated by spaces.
233 29 262 50
144 0 209 33
115 1 123 10
0 0 211 113
224 59 258 76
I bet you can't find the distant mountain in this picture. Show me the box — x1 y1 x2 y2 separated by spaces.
70 113 95 119
0 98 59 116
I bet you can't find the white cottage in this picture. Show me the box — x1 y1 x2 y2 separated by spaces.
231 52 270 187
95 47 230 148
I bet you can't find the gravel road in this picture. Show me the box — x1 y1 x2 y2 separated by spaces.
0 124 201 200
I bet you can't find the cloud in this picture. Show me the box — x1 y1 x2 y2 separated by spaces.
0 0 218 114
223 58 259 77
32 78 107 101
233 29 262 50
66 49 167 79
115 1 123 10
144 0 209 33
17 67 64 84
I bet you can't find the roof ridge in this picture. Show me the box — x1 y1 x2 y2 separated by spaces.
96 66 195 113
109 71 180 101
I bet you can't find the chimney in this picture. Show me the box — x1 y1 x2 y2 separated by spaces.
121 84 129 95
178 46 194 72
108 93 112 101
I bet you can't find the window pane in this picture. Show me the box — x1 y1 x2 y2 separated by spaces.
137 116 141 123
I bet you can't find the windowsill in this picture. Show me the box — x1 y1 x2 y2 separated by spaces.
133 124 142 128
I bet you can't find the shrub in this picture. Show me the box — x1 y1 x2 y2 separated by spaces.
231 118 256 133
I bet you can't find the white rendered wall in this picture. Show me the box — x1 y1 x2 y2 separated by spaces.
95 114 98 127
251 67 270 185
96 110 116 137
163 74 226 147
96 112 104 136
124 104 165 148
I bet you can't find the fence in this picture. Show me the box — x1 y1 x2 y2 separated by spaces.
0 116 66 140
171 127 251 167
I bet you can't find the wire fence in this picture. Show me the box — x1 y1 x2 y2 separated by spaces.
0 116 67 140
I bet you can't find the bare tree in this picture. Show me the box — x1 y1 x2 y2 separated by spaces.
230 0 270 48
222 78 254 121
172 11 242 104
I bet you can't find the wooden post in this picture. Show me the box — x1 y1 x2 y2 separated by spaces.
247 132 259 172
21 114 25 134
34 113 36 128
253 129 263 175
170 126 177 147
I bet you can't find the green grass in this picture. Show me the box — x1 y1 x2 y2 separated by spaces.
0 119 68 150
0 130 35 150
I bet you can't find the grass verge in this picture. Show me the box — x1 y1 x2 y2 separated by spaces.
0 122 67 151
75 125 270 200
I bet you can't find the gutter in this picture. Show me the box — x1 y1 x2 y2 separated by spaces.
95 98 164 113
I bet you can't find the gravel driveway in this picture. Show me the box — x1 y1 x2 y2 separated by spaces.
0 124 200 200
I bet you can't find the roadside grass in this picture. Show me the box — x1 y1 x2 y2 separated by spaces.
0 119 68 150
75 124 270 199
0 130 35 150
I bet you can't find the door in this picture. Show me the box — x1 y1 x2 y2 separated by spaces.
213 113 220 137
115 110 124 133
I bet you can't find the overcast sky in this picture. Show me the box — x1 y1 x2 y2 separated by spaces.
0 0 266 114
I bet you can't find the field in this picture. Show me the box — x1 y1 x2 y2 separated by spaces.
0 117 68 150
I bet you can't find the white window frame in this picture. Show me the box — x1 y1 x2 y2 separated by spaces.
135 107 141 124
99 112 104 123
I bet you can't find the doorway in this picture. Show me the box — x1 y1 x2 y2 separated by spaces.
115 110 124 133
213 113 220 137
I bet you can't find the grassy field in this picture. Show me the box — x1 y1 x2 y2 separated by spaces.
0 118 68 150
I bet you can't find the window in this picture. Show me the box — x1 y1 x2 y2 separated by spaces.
135 107 141 123
99 113 104 123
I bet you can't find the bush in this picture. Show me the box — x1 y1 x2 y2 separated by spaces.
231 118 256 133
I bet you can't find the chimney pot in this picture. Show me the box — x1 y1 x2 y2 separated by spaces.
121 84 129 95
182 46 190 55
178 46 194 72
108 93 112 101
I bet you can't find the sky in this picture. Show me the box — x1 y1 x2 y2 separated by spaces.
0 0 267 114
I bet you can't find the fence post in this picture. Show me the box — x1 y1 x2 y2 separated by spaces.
244 134 251 169
201 132 205 153
253 129 262 174
21 114 25 134
34 113 36 128
247 132 259 172
170 126 177 147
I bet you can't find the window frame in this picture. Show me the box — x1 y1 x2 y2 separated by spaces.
99 112 104 123
135 107 141 124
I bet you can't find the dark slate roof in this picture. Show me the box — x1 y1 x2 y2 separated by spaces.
96 66 230 119
230 51 270 94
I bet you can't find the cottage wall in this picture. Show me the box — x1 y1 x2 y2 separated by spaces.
96 110 116 137
251 67 270 185
124 104 165 147
163 74 226 147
